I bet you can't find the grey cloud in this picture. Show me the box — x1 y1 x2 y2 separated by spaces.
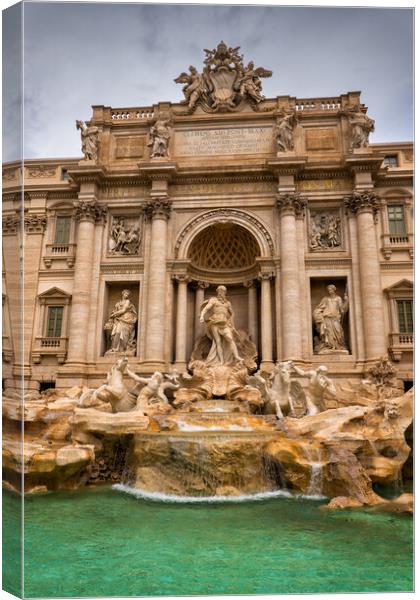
2 2 413 161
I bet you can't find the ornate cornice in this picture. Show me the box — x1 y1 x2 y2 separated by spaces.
276 192 307 218
74 200 108 223
343 190 381 218
24 213 47 234
144 198 172 220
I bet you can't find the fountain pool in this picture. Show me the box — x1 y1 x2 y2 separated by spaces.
3 487 413 597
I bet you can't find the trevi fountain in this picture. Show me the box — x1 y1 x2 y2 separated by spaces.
3 287 413 596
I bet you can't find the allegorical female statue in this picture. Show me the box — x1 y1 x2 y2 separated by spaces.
313 284 349 354
104 290 137 355
76 119 99 161
199 285 243 366
275 110 296 152
148 119 171 158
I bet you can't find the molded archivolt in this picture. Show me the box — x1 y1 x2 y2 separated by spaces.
189 224 260 270
174 208 275 260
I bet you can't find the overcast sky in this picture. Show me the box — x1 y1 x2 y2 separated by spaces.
2 1 414 161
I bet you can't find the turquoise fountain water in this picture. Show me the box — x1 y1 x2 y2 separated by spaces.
3 487 413 597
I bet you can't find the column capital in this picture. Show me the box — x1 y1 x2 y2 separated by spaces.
344 190 380 219
258 271 275 281
243 279 256 288
24 213 47 234
3 214 20 236
74 200 107 223
276 192 307 218
172 273 190 284
195 280 209 290
144 197 172 221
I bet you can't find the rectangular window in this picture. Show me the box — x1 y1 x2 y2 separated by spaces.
396 300 413 333
54 216 71 244
46 306 64 337
384 155 398 167
387 205 406 235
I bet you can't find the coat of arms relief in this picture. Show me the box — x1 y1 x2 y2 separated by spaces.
174 41 272 113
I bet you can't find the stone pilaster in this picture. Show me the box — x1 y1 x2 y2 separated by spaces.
277 192 307 361
258 272 274 367
244 280 259 346
143 196 172 368
344 191 386 360
173 274 190 369
65 200 107 369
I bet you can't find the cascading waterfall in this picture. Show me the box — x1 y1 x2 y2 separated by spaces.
305 445 325 498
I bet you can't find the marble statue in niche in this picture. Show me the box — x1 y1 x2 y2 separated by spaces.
313 284 349 354
109 217 141 255
104 290 138 356
309 212 342 251
76 120 99 161
199 285 243 366
148 119 171 158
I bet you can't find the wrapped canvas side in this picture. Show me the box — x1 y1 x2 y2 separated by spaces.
2 2 24 598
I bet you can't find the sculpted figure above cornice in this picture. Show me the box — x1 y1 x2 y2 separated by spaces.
340 104 375 150
74 200 107 223
274 109 297 152
144 198 172 220
344 190 381 218
148 119 172 158
76 119 100 162
174 41 272 113
276 193 307 218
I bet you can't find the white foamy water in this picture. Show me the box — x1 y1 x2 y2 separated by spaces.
113 484 326 503
176 422 253 432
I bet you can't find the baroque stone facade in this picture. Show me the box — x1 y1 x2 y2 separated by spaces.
2 43 413 392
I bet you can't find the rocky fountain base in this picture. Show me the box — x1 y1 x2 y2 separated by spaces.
2 369 413 513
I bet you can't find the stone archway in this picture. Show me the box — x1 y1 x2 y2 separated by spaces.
174 208 275 261
172 214 275 368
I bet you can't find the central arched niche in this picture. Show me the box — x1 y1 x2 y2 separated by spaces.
188 223 260 271
184 223 263 360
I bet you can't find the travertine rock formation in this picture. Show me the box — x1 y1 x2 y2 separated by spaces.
2 384 413 512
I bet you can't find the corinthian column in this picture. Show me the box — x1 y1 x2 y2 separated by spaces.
244 280 258 345
344 190 387 360
144 197 171 368
258 272 274 367
173 274 189 369
277 193 307 361
67 200 107 365
194 281 209 340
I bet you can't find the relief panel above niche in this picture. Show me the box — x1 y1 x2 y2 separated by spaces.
114 135 146 159
305 127 338 151
108 215 142 255
308 210 343 252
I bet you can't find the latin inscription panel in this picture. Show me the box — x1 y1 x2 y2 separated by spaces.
175 126 274 157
